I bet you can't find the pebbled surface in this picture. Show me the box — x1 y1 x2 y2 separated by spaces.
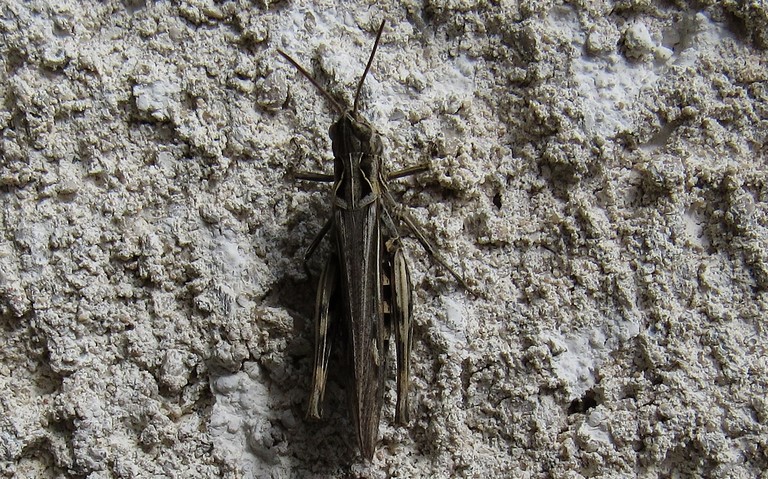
1 1 767 477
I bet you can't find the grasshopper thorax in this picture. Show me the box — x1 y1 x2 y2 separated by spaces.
331 111 383 210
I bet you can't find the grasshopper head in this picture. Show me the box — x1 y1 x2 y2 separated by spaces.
329 111 382 159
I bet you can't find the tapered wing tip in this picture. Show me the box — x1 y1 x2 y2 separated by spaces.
360 441 376 460
357 418 379 459
356 414 380 460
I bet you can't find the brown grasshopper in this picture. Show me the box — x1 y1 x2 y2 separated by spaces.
278 20 472 459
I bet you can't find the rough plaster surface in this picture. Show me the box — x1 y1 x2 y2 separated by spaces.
1 1 767 478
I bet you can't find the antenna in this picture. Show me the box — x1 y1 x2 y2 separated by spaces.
353 20 386 114
277 49 345 114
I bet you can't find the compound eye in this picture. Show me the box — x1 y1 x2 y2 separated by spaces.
328 122 337 139
350 118 373 141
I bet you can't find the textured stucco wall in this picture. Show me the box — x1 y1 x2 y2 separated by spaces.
1 1 767 478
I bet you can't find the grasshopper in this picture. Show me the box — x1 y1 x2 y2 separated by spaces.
278 20 472 459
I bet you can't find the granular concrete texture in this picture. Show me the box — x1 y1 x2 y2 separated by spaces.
1 1 767 478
